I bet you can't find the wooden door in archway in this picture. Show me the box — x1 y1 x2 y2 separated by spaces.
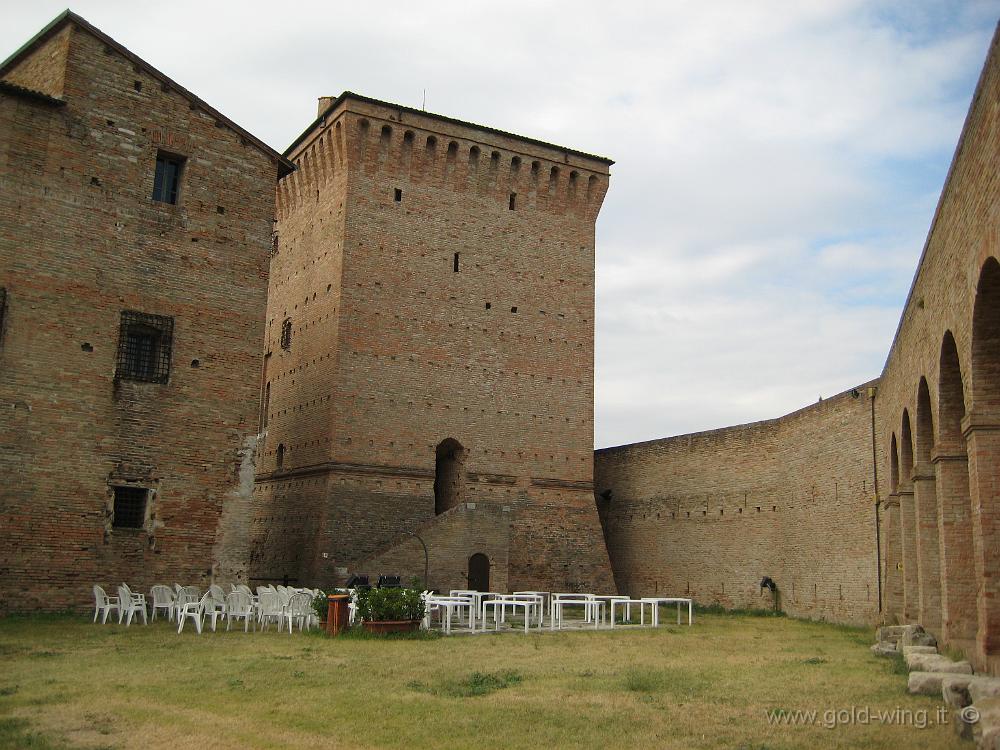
468 553 490 592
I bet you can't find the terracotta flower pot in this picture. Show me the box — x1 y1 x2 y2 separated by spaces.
362 620 421 635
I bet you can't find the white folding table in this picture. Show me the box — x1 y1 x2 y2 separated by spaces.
550 597 603 630
481 597 539 634
640 597 693 626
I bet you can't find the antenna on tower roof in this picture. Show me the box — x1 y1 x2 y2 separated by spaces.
422 88 426 111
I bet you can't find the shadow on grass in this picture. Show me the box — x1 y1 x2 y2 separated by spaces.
0 717 84 750
305 626 442 641
887 652 909 676
622 667 711 699
408 670 523 698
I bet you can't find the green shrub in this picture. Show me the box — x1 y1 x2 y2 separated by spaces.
354 587 425 622
310 592 328 621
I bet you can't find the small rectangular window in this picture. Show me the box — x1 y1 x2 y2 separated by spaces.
394 188 403 202
152 152 184 204
280 318 292 351
112 486 148 529
509 192 516 210
453 253 459 273
116 310 174 383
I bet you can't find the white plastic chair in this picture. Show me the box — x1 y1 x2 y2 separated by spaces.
117 584 148 626
173 586 200 621
149 585 175 621
225 592 255 632
208 584 228 619
92 585 119 624
284 592 314 633
257 591 284 632
177 592 209 634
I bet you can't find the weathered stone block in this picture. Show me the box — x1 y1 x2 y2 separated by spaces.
902 644 937 656
942 674 975 709
877 625 908 643
970 677 1000 704
908 671 945 695
906 653 973 674
871 642 898 657
971 698 1000 749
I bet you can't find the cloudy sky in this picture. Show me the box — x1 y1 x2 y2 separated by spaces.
3 1 998 448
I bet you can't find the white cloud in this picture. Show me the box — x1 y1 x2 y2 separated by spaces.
2 0 997 448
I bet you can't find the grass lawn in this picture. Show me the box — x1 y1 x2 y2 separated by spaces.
0 612 963 749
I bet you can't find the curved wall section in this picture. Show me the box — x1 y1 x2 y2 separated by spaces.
596 382 880 624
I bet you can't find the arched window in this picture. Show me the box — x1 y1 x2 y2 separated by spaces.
972 258 1000 411
468 553 490 592
900 410 914 489
915 378 934 464
890 433 899 494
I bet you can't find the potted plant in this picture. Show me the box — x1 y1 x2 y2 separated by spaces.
311 591 328 627
354 586 425 634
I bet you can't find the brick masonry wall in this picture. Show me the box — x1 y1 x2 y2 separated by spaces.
251 97 617 594
2 26 71 97
0 23 278 612
596 383 881 624
355 502 512 593
874 25 1000 671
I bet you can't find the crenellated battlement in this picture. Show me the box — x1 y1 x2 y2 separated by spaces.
277 92 611 220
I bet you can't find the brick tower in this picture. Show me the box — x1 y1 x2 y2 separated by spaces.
250 93 616 593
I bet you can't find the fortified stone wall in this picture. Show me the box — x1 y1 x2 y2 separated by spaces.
596 383 881 623
0 15 285 612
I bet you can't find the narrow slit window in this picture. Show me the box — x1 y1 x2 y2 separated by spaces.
453 253 460 273
509 193 516 210
112 486 148 529
280 318 292 351
394 188 402 202
152 152 184 204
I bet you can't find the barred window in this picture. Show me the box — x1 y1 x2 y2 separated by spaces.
116 310 173 383
152 151 184 204
280 318 292 351
112 486 147 529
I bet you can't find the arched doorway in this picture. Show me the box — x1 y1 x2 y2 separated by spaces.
937 330 976 645
468 553 490 592
884 433 904 619
434 438 466 515
899 410 918 621
914 377 941 631
968 257 1000 663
